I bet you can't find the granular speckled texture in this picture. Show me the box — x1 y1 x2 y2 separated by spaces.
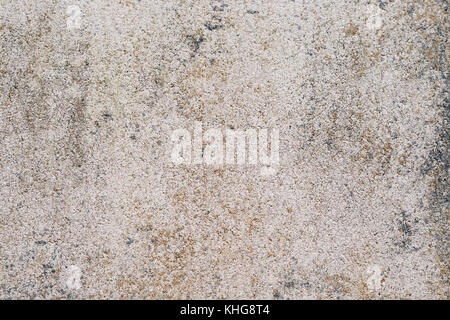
0 0 448 299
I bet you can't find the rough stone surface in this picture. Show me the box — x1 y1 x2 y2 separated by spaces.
0 0 448 299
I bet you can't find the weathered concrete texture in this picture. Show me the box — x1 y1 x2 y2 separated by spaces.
0 0 448 299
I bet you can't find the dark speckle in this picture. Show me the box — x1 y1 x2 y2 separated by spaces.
400 222 412 236
212 3 227 12
399 211 412 236
42 264 55 276
35 240 47 245
247 10 259 14
204 23 220 31
186 35 204 52
285 281 295 288
300 281 311 289
102 112 112 121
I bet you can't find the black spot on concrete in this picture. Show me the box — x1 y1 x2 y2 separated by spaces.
204 22 221 31
186 35 204 52
212 2 227 12
285 281 295 288
204 24 218 31
42 264 55 276
102 112 113 120
400 222 412 236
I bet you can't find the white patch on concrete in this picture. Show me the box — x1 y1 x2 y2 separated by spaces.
66 5 81 30
65 265 82 290
260 166 278 176
366 264 382 291
366 7 383 30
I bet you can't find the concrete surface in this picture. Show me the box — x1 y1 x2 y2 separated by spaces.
0 0 448 299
